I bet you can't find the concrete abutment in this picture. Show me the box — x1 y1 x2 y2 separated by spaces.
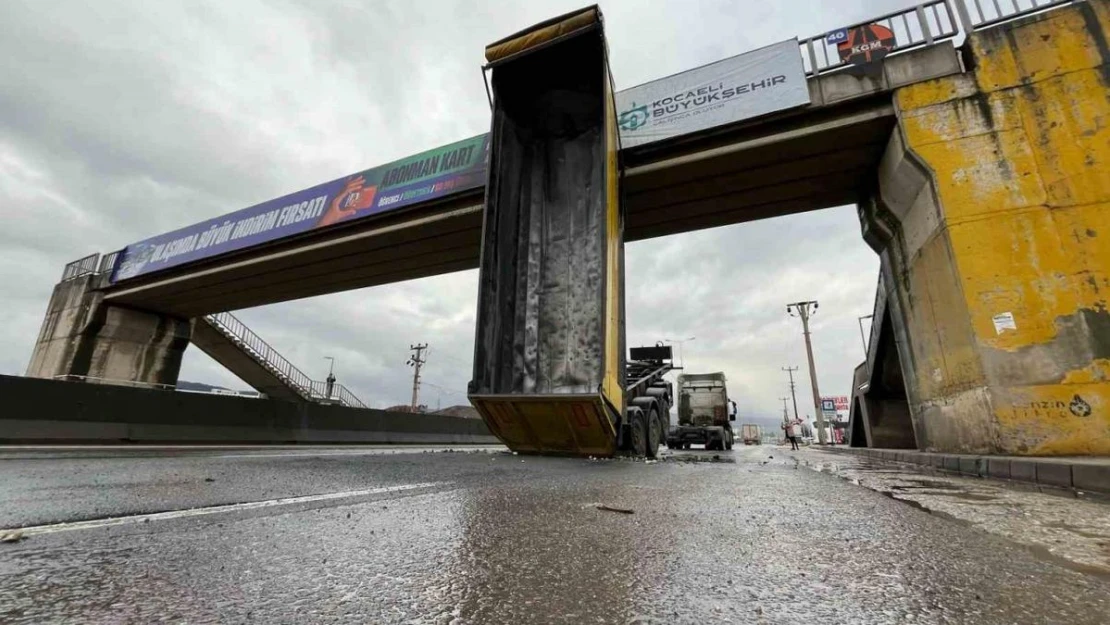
861 0 1110 455
26 275 189 388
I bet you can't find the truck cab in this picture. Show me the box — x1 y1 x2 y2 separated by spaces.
666 372 735 450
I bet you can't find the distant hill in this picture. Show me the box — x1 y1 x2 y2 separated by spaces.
177 380 231 393
434 405 481 419
383 404 480 419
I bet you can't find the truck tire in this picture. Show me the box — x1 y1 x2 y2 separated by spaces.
725 430 734 450
646 408 662 458
630 411 648 457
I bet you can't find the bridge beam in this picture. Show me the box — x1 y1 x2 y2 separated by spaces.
862 0 1110 455
26 275 190 389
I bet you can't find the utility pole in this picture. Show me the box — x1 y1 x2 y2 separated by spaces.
406 343 428 412
778 396 791 423
782 366 800 423
787 301 827 444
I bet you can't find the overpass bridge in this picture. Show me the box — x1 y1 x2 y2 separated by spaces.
28 0 1110 457
93 44 956 317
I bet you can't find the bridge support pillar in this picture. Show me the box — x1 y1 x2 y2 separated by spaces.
862 0 1110 455
26 275 190 388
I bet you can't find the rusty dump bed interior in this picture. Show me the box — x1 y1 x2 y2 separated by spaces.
473 395 618 457
469 6 626 457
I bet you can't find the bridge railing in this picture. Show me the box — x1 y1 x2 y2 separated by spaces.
307 379 370 409
801 0 960 75
60 249 124 282
957 0 1077 30
60 253 101 281
801 0 1080 76
97 250 120 276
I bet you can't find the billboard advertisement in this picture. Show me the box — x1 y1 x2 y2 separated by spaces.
822 396 850 419
111 135 489 282
615 39 810 149
110 41 813 283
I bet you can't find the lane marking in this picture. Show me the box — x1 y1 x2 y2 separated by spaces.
5 482 445 537
0 446 505 461
0 445 500 451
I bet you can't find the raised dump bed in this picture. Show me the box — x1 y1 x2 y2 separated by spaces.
468 7 660 457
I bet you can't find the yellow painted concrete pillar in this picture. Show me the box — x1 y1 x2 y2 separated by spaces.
873 0 1110 455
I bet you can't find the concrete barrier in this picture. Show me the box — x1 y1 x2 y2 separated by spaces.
820 445 1110 495
0 375 497 445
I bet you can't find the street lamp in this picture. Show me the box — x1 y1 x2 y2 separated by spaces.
323 356 336 400
662 336 695 369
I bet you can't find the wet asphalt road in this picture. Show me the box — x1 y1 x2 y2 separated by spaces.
1 444 1109 624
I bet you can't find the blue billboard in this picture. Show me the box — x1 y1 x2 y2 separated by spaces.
111 134 489 282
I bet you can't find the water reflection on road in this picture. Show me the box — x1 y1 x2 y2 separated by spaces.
1 446 1109 623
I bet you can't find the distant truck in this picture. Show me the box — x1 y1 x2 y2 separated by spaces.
740 423 762 445
666 373 735 450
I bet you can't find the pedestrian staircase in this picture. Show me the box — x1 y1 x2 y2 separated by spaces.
191 312 368 408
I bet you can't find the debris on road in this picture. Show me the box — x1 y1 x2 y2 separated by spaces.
596 505 634 515
1 530 26 543
661 454 735 464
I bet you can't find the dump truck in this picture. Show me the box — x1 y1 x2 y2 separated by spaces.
666 373 735 450
467 7 674 457
740 423 763 445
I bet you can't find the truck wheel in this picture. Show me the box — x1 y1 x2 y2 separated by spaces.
725 431 734 450
630 412 648 457
646 408 662 458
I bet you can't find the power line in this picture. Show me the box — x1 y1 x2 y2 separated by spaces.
422 381 468 398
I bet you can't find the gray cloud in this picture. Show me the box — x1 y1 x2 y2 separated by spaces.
1 0 912 419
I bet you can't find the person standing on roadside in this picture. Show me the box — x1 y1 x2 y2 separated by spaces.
782 418 801 450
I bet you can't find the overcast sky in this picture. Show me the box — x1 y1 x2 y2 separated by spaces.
0 0 912 422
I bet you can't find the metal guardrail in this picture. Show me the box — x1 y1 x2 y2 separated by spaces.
957 0 1076 30
61 253 100 281
98 250 120 276
60 249 124 282
801 0 960 75
308 379 369 409
204 312 368 409
801 0 1080 76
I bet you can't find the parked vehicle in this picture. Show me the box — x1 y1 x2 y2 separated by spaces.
666 373 734 450
740 423 762 445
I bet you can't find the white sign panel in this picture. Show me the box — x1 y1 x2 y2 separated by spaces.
992 312 1017 334
616 39 811 148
